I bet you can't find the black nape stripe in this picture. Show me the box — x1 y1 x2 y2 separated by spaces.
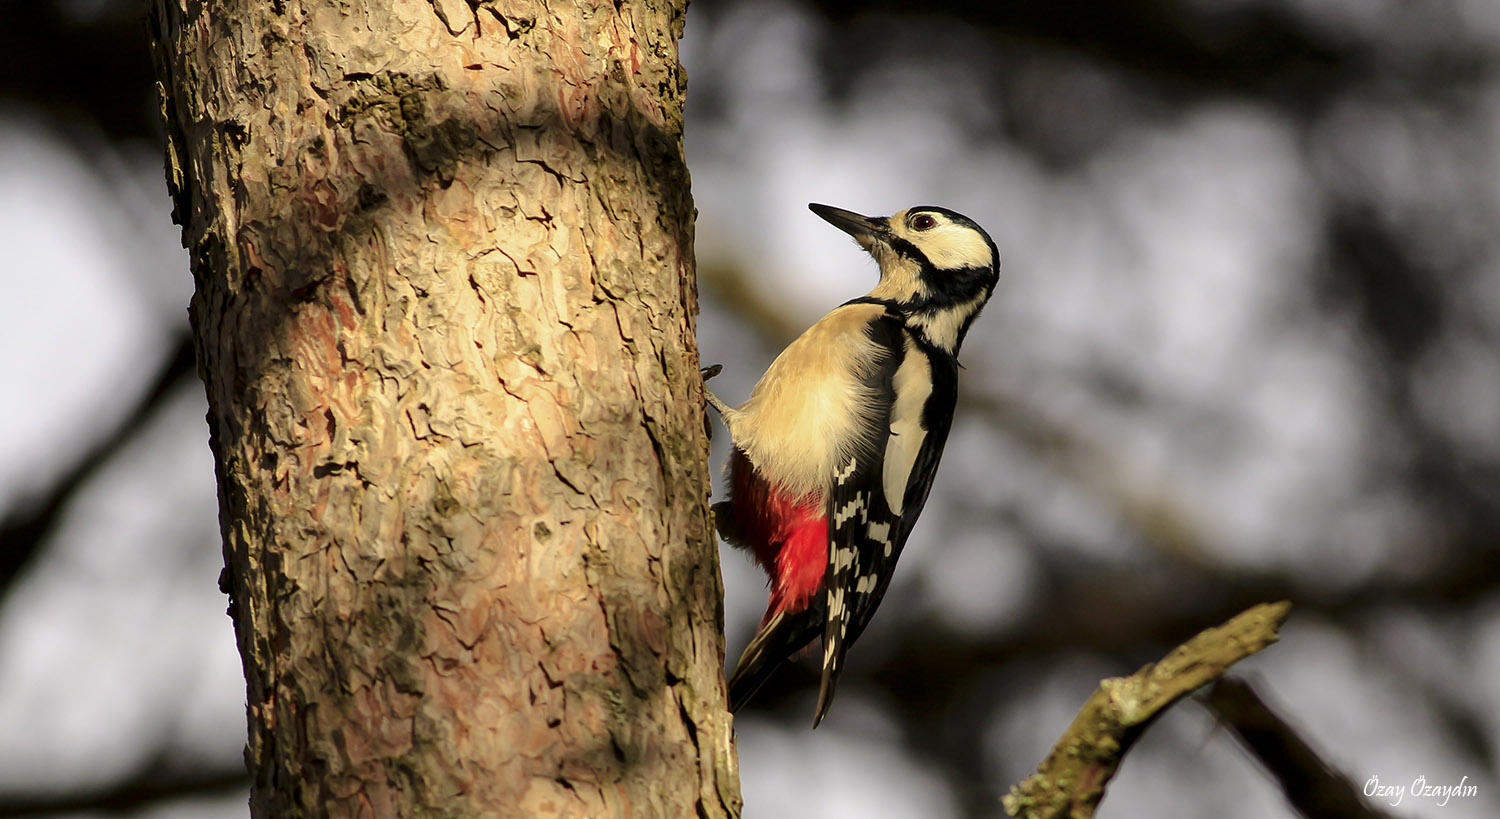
842 296 907 314
920 263 996 307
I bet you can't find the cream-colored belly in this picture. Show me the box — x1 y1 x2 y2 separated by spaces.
723 304 887 501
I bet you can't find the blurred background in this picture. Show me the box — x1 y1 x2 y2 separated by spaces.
2 0 1499 816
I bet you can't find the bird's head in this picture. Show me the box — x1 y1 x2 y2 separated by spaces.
810 203 1000 351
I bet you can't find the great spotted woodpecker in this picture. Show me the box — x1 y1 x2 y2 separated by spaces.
705 203 1000 726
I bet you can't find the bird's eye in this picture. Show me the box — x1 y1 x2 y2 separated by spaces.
911 214 937 231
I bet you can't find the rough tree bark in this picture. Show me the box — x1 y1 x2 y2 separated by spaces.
149 1 740 816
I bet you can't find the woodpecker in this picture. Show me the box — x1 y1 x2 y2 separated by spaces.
705 203 999 727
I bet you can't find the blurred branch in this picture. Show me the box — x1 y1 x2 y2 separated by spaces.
1205 677 1399 819
1002 601 1291 818
0 765 246 817
878 539 1500 691
0 333 196 597
961 390 1217 569
815 0 1365 105
1355 629 1497 773
699 261 804 342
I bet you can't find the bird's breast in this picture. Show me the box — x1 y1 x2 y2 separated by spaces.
726 304 889 501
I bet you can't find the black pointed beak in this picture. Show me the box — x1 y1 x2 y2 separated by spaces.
809 204 888 243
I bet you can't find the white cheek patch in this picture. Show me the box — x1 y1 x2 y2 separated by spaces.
882 338 932 515
920 226 993 270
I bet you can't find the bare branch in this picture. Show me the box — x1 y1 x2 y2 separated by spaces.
1002 601 1292 818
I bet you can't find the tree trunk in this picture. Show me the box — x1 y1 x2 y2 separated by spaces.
149 1 740 816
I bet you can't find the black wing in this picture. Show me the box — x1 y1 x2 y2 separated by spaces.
812 315 915 726
846 338 958 649
813 327 959 726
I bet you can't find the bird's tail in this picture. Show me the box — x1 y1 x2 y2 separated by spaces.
727 609 819 712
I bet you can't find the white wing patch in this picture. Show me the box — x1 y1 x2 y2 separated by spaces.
882 338 932 515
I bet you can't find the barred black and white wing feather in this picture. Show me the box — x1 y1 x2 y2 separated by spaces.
813 320 959 727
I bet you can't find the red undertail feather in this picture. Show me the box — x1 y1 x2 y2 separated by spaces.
727 448 827 620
